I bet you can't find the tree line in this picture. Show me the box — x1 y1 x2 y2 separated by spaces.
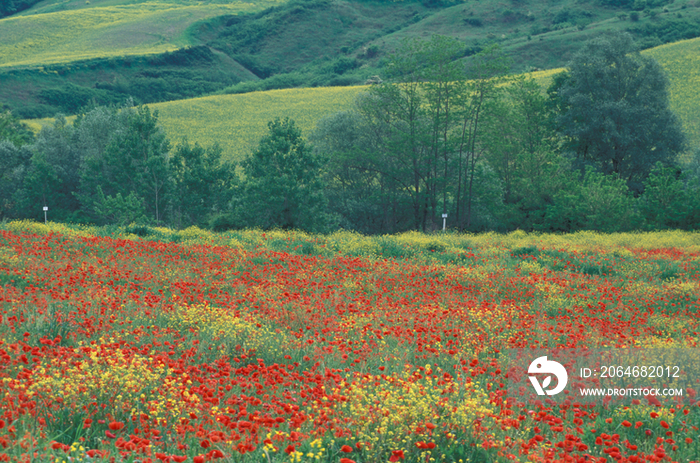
1 32 697 234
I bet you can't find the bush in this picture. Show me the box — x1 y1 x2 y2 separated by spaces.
542 169 641 233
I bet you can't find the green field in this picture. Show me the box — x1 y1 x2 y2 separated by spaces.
22 38 700 162
0 1 281 68
145 39 700 159
154 86 365 159
645 36 700 154
144 37 700 162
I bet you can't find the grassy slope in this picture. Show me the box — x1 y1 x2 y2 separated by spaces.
0 0 282 68
145 32 700 162
645 38 700 152
132 86 365 159
23 32 699 164
3 0 700 119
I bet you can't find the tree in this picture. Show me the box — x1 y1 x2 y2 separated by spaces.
17 116 84 222
313 37 510 233
543 168 641 232
170 140 235 228
482 76 565 229
454 44 510 230
239 118 330 232
0 141 32 218
0 110 33 146
551 32 685 192
310 110 394 234
78 105 170 224
639 162 696 229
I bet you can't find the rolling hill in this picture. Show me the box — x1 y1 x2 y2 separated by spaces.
2 0 700 118
22 30 699 164
118 35 700 162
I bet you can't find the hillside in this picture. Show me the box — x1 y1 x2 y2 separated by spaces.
116 32 700 161
22 29 699 164
2 0 700 118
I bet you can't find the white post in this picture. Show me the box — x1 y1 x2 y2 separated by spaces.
43 206 48 225
441 213 448 231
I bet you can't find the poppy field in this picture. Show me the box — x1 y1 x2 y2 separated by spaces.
0 221 699 463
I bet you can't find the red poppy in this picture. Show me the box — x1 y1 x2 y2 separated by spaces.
389 450 405 462
108 421 125 431
340 445 353 453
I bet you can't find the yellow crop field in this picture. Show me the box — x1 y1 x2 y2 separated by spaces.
152 86 366 161
644 36 700 151
0 1 281 68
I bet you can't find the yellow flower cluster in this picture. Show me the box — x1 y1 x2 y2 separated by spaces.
168 302 291 361
28 339 168 419
330 366 493 460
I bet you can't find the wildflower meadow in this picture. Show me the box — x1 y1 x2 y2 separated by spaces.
0 221 699 463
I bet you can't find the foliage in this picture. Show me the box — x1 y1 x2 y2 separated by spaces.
542 168 642 232
0 141 31 219
314 38 511 233
16 116 84 223
639 161 700 229
481 76 563 230
0 0 42 18
237 117 331 232
0 111 33 146
552 32 685 192
93 186 148 226
170 140 235 229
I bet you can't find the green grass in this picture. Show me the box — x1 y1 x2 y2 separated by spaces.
22 31 699 163
0 1 283 68
645 36 700 154
4 0 700 119
153 86 365 161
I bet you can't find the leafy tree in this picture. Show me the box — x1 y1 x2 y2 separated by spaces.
310 110 394 234
551 32 685 192
170 140 235 228
239 118 330 232
314 37 510 233
542 168 641 232
482 76 563 229
639 162 697 229
0 110 33 146
17 116 84 222
78 105 170 224
0 141 32 218
93 187 148 226
454 44 511 230
357 37 433 231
